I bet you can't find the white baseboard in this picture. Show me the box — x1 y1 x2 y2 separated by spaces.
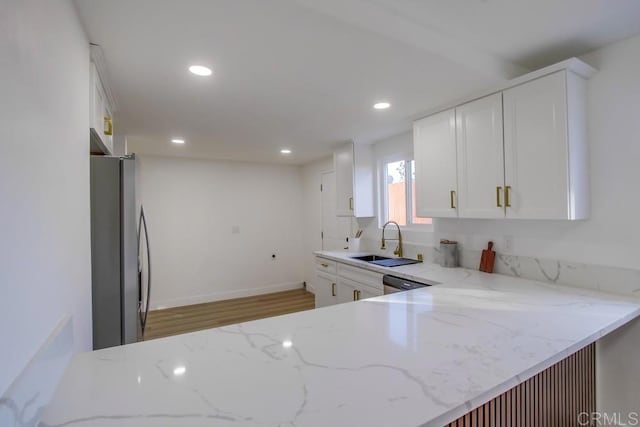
150 282 305 310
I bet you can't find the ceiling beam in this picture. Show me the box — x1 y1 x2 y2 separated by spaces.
291 0 529 80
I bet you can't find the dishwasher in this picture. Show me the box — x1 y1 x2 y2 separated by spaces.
382 275 438 294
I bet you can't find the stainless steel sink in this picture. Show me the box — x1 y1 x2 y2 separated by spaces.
350 254 421 267
350 255 391 262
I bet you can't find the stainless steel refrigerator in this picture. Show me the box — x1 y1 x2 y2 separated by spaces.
90 155 150 350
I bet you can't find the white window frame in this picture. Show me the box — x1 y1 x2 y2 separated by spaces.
378 153 433 231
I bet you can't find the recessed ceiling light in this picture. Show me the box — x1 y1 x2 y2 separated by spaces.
188 65 212 76
173 366 186 376
282 340 293 348
280 149 292 154
171 139 185 144
373 102 391 110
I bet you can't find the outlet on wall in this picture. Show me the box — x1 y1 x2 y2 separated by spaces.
502 235 514 253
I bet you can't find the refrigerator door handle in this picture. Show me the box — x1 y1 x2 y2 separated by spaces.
138 206 151 337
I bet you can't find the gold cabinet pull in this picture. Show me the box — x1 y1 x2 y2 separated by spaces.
331 283 336 297
104 116 113 136
357 290 361 300
349 197 354 210
496 186 503 207
450 190 456 209
320 263 329 268
505 186 512 207
353 289 357 301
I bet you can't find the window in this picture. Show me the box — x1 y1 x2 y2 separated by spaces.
382 159 432 227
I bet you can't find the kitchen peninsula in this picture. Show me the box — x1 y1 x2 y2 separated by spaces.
41 261 640 427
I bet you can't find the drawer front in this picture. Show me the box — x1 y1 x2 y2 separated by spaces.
315 257 337 275
337 263 383 291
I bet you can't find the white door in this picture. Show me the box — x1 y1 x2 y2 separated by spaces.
503 71 569 219
315 272 337 308
334 144 354 217
456 93 506 218
413 109 458 218
321 172 350 251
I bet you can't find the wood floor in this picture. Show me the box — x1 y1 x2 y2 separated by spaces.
143 289 315 340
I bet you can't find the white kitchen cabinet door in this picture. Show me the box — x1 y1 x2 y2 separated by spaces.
90 63 113 155
334 142 374 217
413 109 458 218
314 271 337 308
503 71 588 220
337 277 382 304
456 93 506 218
358 286 382 300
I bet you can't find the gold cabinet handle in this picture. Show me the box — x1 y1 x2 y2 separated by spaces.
353 289 358 301
496 186 503 208
356 290 361 300
450 190 456 209
505 186 512 208
320 263 329 268
331 283 336 297
104 116 113 136
349 197 353 210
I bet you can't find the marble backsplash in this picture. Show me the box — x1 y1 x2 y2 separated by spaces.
356 237 640 299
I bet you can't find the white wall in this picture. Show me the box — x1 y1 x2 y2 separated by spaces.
0 0 92 395
137 155 306 309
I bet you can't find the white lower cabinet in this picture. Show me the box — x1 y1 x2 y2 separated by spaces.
336 277 381 304
314 257 383 307
315 271 338 308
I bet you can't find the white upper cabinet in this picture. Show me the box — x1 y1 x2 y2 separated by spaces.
334 142 375 217
413 58 594 220
503 70 589 220
456 93 505 218
413 109 458 218
89 63 114 155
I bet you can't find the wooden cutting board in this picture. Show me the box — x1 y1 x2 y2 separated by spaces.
479 241 496 273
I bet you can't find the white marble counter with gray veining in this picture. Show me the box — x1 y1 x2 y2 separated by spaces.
40 252 640 427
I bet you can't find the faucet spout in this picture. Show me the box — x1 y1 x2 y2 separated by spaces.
381 221 403 258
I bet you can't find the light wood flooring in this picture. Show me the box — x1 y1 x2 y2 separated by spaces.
143 289 315 340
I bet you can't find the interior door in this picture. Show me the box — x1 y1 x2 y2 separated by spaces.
321 171 350 251
413 109 458 218
456 93 506 218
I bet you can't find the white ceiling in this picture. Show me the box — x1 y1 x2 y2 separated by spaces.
74 0 640 165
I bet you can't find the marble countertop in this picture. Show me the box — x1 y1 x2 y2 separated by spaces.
41 253 640 427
